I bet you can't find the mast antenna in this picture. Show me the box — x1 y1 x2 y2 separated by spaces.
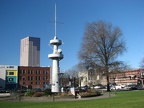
54 1 57 38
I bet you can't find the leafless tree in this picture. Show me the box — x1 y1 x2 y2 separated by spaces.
140 58 144 68
78 21 126 91
62 64 81 86
64 65 80 78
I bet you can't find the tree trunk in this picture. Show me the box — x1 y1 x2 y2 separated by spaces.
106 74 110 91
106 66 110 91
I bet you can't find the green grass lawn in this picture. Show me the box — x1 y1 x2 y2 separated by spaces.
0 90 144 108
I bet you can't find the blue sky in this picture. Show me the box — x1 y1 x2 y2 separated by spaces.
0 0 144 71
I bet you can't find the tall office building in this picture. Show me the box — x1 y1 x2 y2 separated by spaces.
20 36 40 66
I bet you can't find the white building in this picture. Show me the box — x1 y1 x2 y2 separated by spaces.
20 36 40 66
79 71 88 87
0 65 18 90
79 71 102 86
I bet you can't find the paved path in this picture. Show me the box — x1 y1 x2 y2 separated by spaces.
0 92 115 102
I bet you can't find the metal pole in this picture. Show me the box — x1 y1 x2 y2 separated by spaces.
52 93 55 102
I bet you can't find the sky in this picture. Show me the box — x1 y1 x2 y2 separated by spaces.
0 0 144 71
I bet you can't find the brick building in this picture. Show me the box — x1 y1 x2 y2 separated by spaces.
80 69 144 87
18 66 51 89
109 69 144 87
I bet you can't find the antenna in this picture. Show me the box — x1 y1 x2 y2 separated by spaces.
48 0 64 93
54 1 57 38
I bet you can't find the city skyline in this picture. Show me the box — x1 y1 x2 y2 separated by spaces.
0 0 144 70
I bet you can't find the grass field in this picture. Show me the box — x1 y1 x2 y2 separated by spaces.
0 90 144 108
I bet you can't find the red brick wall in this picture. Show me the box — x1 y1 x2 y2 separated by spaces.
18 66 51 89
109 69 140 85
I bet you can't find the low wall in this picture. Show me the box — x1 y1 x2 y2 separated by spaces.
0 93 10 97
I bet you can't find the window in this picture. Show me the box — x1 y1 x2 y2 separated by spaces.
36 70 40 74
43 82 48 84
133 75 136 80
46 76 48 80
9 72 14 75
28 70 33 74
43 76 48 80
43 70 48 74
7 66 14 68
36 82 40 85
9 66 14 68
23 70 25 74
28 76 33 80
28 70 30 74
21 70 25 74
36 76 41 80
9 78 14 82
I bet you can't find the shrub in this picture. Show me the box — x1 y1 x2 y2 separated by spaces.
43 89 52 96
24 90 34 96
33 92 44 97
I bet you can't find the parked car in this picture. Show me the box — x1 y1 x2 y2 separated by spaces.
81 85 90 91
94 84 106 89
111 85 122 90
122 84 138 90
124 85 132 90
130 84 138 90
94 85 101 89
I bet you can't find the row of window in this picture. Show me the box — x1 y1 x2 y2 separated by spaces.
22 82 49 85
20 70 49 75
7 72 14 75
19 76 49 81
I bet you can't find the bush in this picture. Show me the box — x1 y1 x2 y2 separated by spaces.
43 89 52 96
33 92 44 97
33 88 42 92
24 90 34 96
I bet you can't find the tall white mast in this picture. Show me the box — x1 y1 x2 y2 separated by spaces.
48 0 64 93
54 1 57 38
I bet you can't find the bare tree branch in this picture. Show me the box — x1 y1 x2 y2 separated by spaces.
140 58 144 68
78 21 126 91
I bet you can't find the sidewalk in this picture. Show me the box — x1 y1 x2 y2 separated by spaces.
20 92 116 102
0 92 116 102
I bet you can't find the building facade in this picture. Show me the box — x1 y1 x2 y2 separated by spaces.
79 69 144 87
79 71 88 86
0 65 18 90
109 69 139 85
106 69 144 87
18 66 51 89
20 36 40 66
79 70 101 86
138 69 144 87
